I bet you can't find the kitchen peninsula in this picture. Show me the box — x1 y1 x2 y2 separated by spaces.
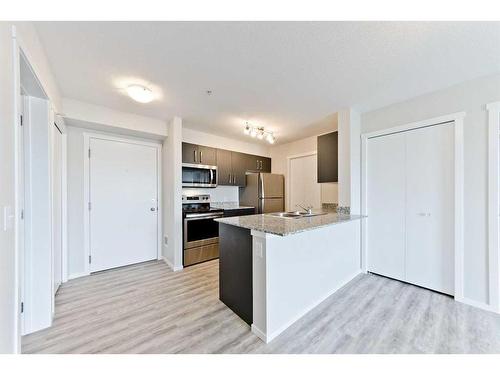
216 211 364 343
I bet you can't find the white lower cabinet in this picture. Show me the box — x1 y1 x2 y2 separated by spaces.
367 122 454 295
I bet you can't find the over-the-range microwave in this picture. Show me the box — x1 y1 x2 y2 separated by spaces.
182 163 218 188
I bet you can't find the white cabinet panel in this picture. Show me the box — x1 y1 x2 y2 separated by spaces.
367 132 406 280
405 123 454 294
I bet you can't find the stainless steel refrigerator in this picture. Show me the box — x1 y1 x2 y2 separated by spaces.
239 173 285 214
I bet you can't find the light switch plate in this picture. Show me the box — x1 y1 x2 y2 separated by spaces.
3 206 13 231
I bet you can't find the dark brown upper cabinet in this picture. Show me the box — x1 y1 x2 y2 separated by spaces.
216 149 233 186
260 157 271 173
216 149 271 187
230 152 248 187
182 142 217 166
216 150 247 188
182 142 198 164
197 145 217 166
246 154 271 173
317 131 338 183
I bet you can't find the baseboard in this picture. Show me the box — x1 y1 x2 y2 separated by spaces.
162 257 183 272
251 324 269 343
455 296 498 314
262 269 363 343
68 271 89 280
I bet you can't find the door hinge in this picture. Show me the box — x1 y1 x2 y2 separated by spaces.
21 302 24 314
89 255 91 264
20 115 23 126
88 148 91 158
88 202 91 210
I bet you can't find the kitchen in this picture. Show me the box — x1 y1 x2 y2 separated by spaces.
180 121 342 268
178 109 366 343
6 21 500 356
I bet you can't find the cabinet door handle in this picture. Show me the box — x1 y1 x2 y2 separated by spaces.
228 174 231 184
200 151 203 163
194 150 197 163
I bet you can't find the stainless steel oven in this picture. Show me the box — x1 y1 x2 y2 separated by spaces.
182 163 217 188
182 194 223 266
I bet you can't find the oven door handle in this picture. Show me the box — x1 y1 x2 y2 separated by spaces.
185 213 223 220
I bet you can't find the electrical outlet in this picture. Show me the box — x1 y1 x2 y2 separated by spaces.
255 241 263 258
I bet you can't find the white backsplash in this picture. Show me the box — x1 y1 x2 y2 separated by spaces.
182 185 239 204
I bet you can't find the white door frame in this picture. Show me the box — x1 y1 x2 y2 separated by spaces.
487 101 500 314
61 130 68 283
361 112 465 301
83 132 162 275
286 151 317 211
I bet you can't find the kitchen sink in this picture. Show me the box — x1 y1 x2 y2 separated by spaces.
267 211 327 219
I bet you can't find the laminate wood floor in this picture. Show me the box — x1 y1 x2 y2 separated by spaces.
22 260 500 354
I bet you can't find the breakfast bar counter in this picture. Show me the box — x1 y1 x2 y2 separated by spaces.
216 211 364 236
216 211 364 343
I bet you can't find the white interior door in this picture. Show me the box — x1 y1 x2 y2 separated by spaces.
405 123 454 295
89 138 158 272
289 154 321 211
52 124 63 294
366 132 406 280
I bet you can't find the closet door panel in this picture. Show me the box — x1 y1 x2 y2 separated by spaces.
367 132 406 280
405 123 454 295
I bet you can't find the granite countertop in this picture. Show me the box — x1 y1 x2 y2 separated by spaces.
210 202 255 210
215 211 365 236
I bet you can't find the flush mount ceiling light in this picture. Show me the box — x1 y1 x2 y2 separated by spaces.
243 123 276 144
127 84 154 103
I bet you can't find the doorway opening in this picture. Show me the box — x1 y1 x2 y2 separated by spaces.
287 152 321 212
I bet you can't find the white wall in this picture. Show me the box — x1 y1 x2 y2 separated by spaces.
269 130 338 211
66 125 163 277
183 127 270 156
338 108 361 213
163 117 183 270
0 22 62 353
62 99 167 139
251 219 361 342
361 73 500 306
23 96 53 333
0 22 18 355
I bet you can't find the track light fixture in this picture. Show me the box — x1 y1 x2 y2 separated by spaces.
243 122 276 144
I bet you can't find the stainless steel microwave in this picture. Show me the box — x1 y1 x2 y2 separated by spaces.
182 163 218 188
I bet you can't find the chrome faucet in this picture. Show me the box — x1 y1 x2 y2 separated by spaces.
296 204 313 215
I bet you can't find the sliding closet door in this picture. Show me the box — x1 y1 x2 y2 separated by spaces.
405 123 454 295
366 132 406 280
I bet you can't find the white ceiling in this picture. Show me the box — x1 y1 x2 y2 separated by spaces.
34 21 500 144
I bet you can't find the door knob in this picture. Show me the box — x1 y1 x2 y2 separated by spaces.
150 207 156 211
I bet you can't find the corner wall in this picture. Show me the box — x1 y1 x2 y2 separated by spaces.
361 73 500 307
0 22 62 354
163 117 183 270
